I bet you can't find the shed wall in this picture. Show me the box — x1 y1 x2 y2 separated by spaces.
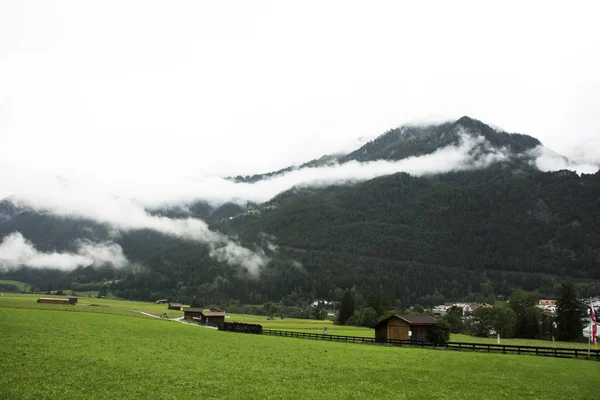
387 318 410 340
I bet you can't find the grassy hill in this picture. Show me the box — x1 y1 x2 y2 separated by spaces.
0 279 30 292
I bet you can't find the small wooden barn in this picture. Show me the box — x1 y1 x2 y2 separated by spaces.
374 314 437 342
37 298 73 305
183 308 226 326
199 311 226 327
67 295 78 304
168 303 183 310
183 307 204 320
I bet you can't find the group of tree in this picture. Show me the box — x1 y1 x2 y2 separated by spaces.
334 290 395 328
461 281 584 341
2 166 600 308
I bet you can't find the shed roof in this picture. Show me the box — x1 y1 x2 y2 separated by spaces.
202 311 226 317
373 314 437 328
38 297 70 301
169 303 183 307
183 307 204 313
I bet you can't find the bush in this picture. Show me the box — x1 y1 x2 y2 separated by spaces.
428 321 451 345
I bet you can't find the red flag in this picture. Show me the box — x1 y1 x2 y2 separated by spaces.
590 302 597 344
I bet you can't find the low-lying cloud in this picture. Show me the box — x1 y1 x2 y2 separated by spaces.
1 131 595 275
527 146 600 175
0 232 128 271
5 194 270 275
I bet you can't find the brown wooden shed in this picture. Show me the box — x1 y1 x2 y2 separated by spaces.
183 307 204 320
168 303 182 310
374 315 437 342
199 311 226 327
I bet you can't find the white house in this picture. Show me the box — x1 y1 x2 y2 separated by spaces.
432 305 450 316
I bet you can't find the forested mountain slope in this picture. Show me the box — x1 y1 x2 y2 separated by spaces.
1 117 599 306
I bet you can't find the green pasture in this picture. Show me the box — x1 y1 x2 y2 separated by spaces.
228 313 594 350
0 279 30 292
68 290 101 298
0 293 185 319
227 313 372 337
451 333 594 350
1 295 599 399
2 293 592 348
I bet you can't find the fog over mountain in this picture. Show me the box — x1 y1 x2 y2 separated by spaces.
0 232 127 271
0 117 599 304
2 117 596 211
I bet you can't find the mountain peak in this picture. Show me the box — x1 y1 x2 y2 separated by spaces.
338 116 542 164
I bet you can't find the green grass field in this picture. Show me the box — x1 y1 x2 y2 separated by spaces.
227 313 372 337
1 293 599 399
452 333 596 350
1 293 592 347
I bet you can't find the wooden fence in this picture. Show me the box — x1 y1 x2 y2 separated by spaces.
260 329 600 361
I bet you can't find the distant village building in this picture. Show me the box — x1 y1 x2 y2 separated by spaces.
37 298 72 305
432 304 452 316
434 302 492 316
311 300 331 307
537 299 557 315
374 315 437 342
155 299 168 304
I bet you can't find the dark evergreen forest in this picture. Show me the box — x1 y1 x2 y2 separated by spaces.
2 117 599 307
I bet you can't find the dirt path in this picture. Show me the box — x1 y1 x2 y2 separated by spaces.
130 310 217 329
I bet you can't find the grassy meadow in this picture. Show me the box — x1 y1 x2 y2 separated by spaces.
0 279 31 292
1 293 599 399
451 333 595 350
227 312 372 337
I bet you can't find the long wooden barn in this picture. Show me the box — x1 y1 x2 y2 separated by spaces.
37 298 73 305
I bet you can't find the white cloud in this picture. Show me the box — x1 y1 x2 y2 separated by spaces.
1 128 597 276
0 132 507 276
3 132 505 208
0 232 128 271
527 146 600 175
4 190 270 274
0 1 598 182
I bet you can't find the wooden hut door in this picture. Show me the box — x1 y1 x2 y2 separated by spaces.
398 325 409 340
388 325 400 340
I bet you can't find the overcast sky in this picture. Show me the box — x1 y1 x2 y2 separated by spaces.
1 0 599 191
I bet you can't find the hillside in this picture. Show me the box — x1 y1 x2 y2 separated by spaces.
1 117 599 306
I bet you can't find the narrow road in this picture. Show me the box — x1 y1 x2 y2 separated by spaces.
130 310 218 329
